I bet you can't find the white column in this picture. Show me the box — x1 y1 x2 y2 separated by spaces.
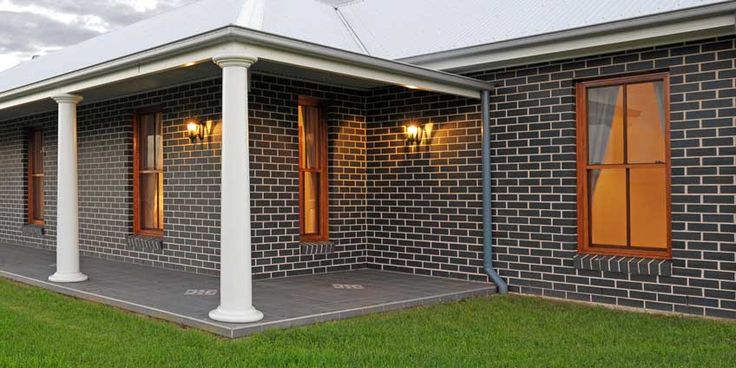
209 54 263 323
49 94 88 283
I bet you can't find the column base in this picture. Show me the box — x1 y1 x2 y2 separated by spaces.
209 305 264 323
48 272 88 283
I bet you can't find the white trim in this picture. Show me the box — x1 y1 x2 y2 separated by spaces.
49 94 87 284
0 26 489 112
209 54 263 324
0 41 229 111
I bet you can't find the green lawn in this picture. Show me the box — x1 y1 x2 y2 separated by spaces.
0 279 734 367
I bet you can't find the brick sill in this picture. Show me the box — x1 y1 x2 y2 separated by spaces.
573 254 672 276
126 235 163 252
21 224 45 236
300 241 335 255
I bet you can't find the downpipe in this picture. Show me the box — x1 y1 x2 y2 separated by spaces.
481 89 508 294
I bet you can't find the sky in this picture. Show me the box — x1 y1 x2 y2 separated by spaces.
0 0 196 72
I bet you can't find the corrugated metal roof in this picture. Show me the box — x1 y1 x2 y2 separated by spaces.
0 0 362 94
338 0 729 59
0 0 729 94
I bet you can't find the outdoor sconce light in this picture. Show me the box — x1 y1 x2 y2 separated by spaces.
405 122 424 145
186 118 212 143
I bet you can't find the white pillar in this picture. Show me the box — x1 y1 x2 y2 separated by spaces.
209 54 263 323
49 94 88 283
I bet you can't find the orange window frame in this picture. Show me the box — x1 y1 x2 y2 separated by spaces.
298 96 329 242
132 107 164 238
576 72 672 259
27 128 44 225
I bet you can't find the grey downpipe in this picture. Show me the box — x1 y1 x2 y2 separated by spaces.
481 89 508 294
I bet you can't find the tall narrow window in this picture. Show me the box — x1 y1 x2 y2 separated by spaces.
298 97 328 241
577 73 671 259
27 128 44 225
133 109 164 237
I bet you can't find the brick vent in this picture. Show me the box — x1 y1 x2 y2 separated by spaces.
125 235 163 252
300 242 336 255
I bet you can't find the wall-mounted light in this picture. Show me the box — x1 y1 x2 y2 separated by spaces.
186 118 213 143
405 122 424 145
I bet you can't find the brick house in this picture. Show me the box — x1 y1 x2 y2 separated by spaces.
0 0 734 323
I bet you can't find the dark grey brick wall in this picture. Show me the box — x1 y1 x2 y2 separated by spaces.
0 112 57 250
365 90 487 281
0 74 368 278
364 35 735 318
473 35 736 318
248 75 368 278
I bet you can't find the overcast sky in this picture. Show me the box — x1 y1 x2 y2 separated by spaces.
0 0 196 72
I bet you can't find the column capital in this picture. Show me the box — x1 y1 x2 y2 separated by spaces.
213 54 258 69
52 94 84 105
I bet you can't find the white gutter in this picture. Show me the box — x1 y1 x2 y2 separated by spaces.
0 26 490 111
226 26 491 94
401 2 736 72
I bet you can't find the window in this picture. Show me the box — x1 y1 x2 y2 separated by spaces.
133 109 164 237
298 97 328 242
576 73 671 259
27 128 44 225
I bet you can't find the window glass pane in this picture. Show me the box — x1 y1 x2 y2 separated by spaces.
139 173 160 230
627 81 666 164
32 177 43 221
303 172 320 235
588 86 624 165
589 168 627 246
299 106 321 170
158 171 164 229
139 114 163 171
155 113 163 170
32 130 43 174
136 112 163 233
630 168 668 249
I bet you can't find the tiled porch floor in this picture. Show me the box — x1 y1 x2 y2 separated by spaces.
0 244 495 338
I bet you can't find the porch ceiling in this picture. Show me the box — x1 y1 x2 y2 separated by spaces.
0 59 388 121
0 26 491 121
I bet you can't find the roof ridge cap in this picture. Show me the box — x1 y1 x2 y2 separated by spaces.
236 0 266 29
333 0 365 8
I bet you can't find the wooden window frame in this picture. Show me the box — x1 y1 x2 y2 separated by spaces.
132 106 164 238
576 72 672 259
298 96 329 242
27 128 44 225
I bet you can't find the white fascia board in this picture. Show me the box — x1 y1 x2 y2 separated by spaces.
225 27 487 98
0 29 233 111
0 27 489 111
403 4 736 72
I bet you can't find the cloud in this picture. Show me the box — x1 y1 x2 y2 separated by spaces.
0 0 195 70
0 11 99 54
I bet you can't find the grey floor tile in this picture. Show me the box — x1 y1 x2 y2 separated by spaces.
0 244 495 338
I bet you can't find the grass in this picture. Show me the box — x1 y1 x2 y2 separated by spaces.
0 279 734 367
